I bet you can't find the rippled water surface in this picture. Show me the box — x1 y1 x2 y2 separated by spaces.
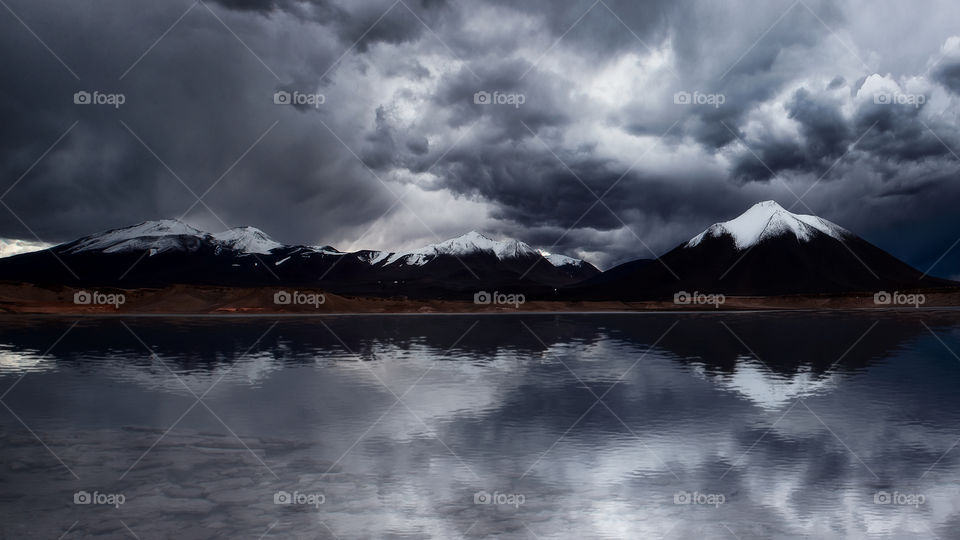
1 312 959 539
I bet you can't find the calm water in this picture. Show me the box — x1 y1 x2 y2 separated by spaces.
1 312 959 539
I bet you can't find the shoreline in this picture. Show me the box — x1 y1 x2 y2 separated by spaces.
1 282 959 315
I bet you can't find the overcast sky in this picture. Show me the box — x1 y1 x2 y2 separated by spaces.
1 0 959 274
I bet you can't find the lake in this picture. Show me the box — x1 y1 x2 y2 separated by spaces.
1 312 958 539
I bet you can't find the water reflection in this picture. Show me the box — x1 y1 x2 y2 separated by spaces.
0 312 958 538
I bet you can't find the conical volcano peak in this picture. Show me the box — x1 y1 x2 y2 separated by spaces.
686 201 849 250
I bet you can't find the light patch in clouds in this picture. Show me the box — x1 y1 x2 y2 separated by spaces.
0 239 52 258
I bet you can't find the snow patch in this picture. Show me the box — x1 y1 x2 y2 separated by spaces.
313 245 345 256
385 231 541 266
544 253 583 267
379 232 592 269
686 201 849 250
364 251 391 265
537 249 583 267
211 226 282 255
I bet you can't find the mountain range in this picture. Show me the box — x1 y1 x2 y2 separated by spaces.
0 201 953 301
0 221 599 299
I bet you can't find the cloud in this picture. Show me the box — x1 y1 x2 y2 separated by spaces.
0 0 959 273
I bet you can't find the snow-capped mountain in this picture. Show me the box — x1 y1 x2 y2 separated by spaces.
573 200 954 298
354 231 599 287
686 201 849 250
54 221 591 268
1 205 950 300
210 227 282 255
0 221 599 295
62 220 283 256
364 231 592 270
383 231 540 266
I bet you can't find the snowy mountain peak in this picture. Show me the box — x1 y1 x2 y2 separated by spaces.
66 220 284 255
112 219 203 237
447 231 535 257
66 219 206 254
461 230 492 241
386 231 541 265
211 227 282 255
686 201 849 250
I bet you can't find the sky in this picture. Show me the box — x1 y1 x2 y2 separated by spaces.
1 0 959 275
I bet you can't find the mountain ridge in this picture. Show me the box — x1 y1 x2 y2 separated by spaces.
47 220 595 269
571 200 954 299
0 221 600 296
0 202 955 301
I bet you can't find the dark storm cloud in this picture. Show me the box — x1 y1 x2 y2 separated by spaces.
356 0 881 263
933 59 960 94
211 0 448 54
788 88 851 161
852 101 950 162
730 86 852 182
0 0 399 247
652 1 846 150
1 0 960 273
731 138 807 183
487 0 674 59
726 74 955 192
211 0 285 12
